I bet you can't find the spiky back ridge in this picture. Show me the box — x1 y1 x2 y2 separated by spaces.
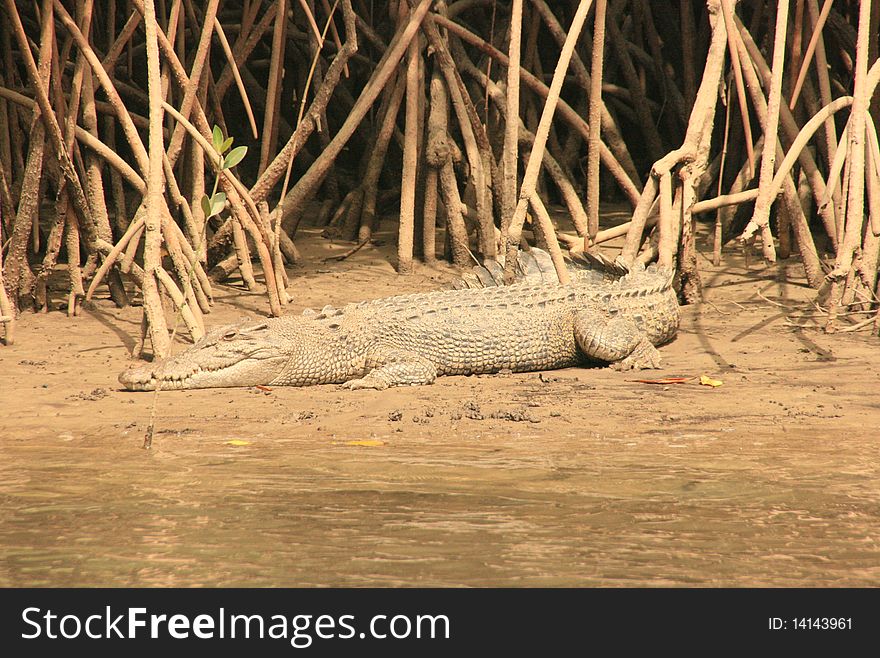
299 257 674 323
452 247 631 290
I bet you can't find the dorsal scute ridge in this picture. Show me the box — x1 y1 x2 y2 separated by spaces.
302 249 674 322
452 247 637 291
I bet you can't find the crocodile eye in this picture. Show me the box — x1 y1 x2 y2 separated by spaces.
222 330 238 340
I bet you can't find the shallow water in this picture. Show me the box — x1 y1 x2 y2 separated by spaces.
2 423 878 587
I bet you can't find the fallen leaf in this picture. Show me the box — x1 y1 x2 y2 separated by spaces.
227 439 251 446
345 439 386 447
631 377 690 385
255 385 273 392
699 375 723 388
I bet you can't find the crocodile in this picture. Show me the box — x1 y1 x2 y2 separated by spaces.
118 254 680 391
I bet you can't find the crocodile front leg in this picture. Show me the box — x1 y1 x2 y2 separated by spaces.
341 348 438 390
574 311 663 370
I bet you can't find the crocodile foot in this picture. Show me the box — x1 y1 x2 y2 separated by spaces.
611 339 663 370
340 376 390 390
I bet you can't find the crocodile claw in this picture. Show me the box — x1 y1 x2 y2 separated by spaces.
341 377 389 390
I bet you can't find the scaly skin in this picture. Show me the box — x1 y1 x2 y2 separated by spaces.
118 264 679 391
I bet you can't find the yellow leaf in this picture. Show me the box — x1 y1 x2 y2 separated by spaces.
346 439 386 447
227 440 251 446
699 375 723 388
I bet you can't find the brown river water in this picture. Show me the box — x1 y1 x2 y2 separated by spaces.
1 417 879 587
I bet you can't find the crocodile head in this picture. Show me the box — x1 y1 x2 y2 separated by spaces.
118 319 289 390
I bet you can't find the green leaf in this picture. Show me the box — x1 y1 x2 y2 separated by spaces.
212 125 224 152
220 136 234 155
200 194 212 219
222 145 247 170
210 192 227 218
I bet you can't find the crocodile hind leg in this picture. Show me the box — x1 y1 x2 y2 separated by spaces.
341 349 438 390
574 312 663 370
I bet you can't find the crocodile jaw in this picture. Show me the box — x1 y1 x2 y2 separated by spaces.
118 354 289 390
118 320 291 391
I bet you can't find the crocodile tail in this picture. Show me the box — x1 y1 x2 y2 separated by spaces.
567 250 630 277
452 247 630 289
451 248 554 288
